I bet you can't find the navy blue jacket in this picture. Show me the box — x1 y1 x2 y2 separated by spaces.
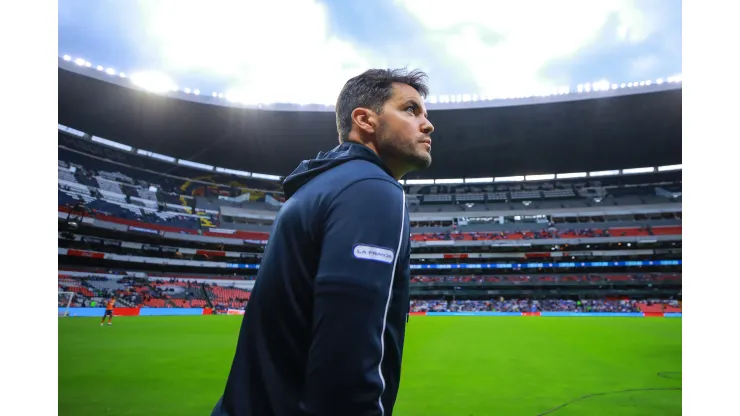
213 142 411 416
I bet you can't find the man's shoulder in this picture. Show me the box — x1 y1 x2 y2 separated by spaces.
304 160 402 196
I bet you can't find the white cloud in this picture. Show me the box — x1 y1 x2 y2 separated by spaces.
137 0 371 105
396 0 655 97
629 54 660 78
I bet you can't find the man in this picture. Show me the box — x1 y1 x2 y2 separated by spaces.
212 68 434 416
101 296 115 326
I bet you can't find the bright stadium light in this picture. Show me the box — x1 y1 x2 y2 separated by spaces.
405 179 435 185
556 172 588 179
620 83 626 88
622 167 655 174
525 174 555 181
184 88 191 94
656 78 664 84
130 71 178 94
464 177 494 184
212 92 218 97
96 65 104 71
119 72 126 78
435 178 464 184
217 93 224 99
85 62 91 67
193 89 200 95
589 170 620 177
106 68 116 75
74 58 85 66
657 164 682 172
63 55 71 61
495 176 525 182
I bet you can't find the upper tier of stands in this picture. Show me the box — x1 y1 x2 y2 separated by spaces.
59 131 681 216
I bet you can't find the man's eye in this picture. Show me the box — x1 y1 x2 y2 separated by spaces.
406 106 415 114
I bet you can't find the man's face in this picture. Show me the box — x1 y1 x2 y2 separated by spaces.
375 83 434 174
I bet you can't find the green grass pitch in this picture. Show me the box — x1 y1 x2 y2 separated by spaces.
58 316 681 415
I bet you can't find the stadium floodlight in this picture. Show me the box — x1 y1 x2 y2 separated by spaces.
178 159 213 171
251 173 282 181
405 179 435 185
119 72 126 78
184 88 191 94
622 167 655 174
63 55 71 61
85 62 91 67
216 167 251 177
106 68 116 75
589 170 620 177
74 58 85 66
435 178 464 184
627 82 633 87
96 65 104 71
611 84 618 90
645 80 652 86
657 164 682 172
137 149 176 162
193 89 200 95
656 78 664 84
212 92 218 97
525 174 555 181
92 136 132 152
130 71 178 94
495 176 525 182
464 177 494 184
620 83 626 88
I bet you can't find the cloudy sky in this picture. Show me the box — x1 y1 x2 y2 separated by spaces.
58 0 681 105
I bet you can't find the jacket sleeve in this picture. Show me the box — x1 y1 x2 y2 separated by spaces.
299 178 407 416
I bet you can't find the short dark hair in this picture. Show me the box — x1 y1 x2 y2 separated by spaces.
335 68 429 143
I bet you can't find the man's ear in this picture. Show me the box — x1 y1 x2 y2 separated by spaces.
351 107 377 136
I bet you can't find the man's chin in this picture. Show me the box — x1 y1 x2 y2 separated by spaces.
410 153 432 170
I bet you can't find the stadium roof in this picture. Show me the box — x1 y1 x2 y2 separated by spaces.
58 67 682 180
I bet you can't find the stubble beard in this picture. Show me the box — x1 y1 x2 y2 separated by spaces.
377 124 432 173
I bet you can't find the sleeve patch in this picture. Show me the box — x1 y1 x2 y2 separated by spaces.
353 244 395 264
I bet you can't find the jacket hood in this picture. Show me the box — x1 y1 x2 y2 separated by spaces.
282 142 394 199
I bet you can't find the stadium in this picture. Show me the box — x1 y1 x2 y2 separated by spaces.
55 6 683 414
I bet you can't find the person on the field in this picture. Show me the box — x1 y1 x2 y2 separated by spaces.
212 68 434 416
101 296 115 326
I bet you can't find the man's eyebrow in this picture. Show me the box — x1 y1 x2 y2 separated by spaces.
402 99 428 118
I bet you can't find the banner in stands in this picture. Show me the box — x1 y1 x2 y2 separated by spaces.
227 309 245 315
139 308 204 316
410 260 682 270
59 308 214 317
